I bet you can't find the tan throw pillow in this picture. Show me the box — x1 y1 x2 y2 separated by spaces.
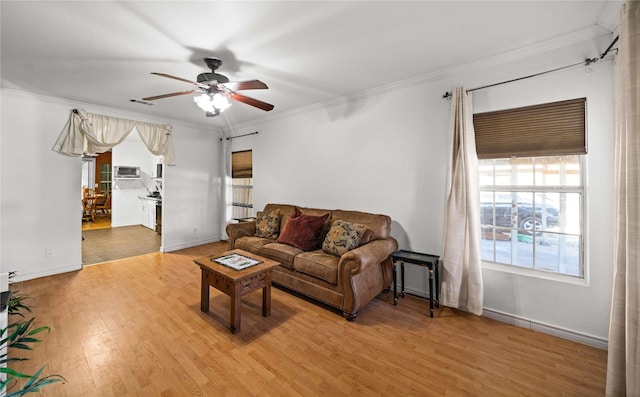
255 209 281 239
322 220 367 256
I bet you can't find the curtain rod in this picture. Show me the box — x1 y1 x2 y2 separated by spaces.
220 131 259 141
600 35 619 59
442 35 619 100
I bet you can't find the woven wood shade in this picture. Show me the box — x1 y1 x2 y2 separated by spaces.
473 98 587 159
232 150 252 178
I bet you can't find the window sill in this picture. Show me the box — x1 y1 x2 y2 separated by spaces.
481 261 589 286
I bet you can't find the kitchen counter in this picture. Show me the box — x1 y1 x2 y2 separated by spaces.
138 195 162 202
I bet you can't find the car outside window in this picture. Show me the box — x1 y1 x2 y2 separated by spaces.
479 155 583 277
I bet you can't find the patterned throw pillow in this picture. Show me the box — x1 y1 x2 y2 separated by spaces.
255 209 281 239
322 220 367 256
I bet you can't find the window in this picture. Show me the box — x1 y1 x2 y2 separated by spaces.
231 150 253 221
474 98 586 278
479 156 583 277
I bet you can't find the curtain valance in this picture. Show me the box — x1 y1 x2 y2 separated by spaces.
52 108 176 165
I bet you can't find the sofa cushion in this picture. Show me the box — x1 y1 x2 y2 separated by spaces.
277 208 330 251
294 250 340 285
255 208 281 239
331 210 391 240
322 220 367 256
235 236 274 255
260 242 302 270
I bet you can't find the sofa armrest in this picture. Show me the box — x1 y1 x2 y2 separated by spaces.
339 238 398 276
226 221 256 249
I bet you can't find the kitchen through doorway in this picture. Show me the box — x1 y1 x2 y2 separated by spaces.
81 146 162 265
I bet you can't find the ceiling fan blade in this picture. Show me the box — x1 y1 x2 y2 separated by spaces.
222 80 269 91
151 72 209 89
230 92 274 111
142 90 195 101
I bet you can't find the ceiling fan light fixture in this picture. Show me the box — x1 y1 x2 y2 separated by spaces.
193 92 231 114
193 93 214 113
146 58 273 117
212 93 231 112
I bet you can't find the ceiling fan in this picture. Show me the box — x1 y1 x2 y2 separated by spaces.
143 57 274 117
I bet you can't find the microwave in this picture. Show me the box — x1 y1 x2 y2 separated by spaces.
114 166 140 178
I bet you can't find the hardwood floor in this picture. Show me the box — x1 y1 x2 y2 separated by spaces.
11 241 607 397
82 225 160 265
82 215 111 231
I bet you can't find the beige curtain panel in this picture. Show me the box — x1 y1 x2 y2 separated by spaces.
441 87 484 316
220 138 233 240
606 1 640 395
52 108 176 165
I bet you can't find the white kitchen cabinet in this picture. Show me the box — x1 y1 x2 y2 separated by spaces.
139 197 156 230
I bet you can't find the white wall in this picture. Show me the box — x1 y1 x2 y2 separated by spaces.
0 90 222 280
161 123 223 252
226 35 615 345
111 133 159 228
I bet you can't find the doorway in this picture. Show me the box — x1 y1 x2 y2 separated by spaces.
81 152 112 231
81 144 162 265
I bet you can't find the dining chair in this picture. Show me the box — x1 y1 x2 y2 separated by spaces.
95 190 112 217
82 188 97 222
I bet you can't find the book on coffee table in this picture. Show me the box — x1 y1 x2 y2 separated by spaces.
212 253 262 271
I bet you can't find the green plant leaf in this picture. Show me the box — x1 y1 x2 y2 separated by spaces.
22 366 45 388
27 326 50 336
0 357 28 365
21 366 66 388
0 367 32 379
1 281 65 397
7 294 32 317
9 343 33 350
14 337 41 344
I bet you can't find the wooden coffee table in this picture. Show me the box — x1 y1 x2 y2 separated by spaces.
193 249 280 334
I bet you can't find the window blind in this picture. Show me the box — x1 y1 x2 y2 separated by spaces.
232 150 252 178
473 98 587 159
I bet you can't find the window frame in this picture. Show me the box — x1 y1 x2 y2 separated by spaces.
478 155 587 282
473 97 589 282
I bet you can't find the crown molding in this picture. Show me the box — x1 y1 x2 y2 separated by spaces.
372 24 613 92
1 88 223 134
224 24 613 136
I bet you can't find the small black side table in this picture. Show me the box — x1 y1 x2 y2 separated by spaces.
391 250 440 317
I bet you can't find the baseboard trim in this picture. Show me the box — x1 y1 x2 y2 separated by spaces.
162 237 222 252
402 286 608 350
482 308 608 350
11 264 82 283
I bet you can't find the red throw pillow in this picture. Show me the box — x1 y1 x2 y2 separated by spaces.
277 208 330 251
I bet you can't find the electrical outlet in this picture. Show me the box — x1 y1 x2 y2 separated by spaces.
45 248 55 258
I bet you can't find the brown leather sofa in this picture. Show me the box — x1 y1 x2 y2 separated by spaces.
226 204 398 320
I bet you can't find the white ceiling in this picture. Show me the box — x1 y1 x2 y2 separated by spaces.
0 1 621 130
